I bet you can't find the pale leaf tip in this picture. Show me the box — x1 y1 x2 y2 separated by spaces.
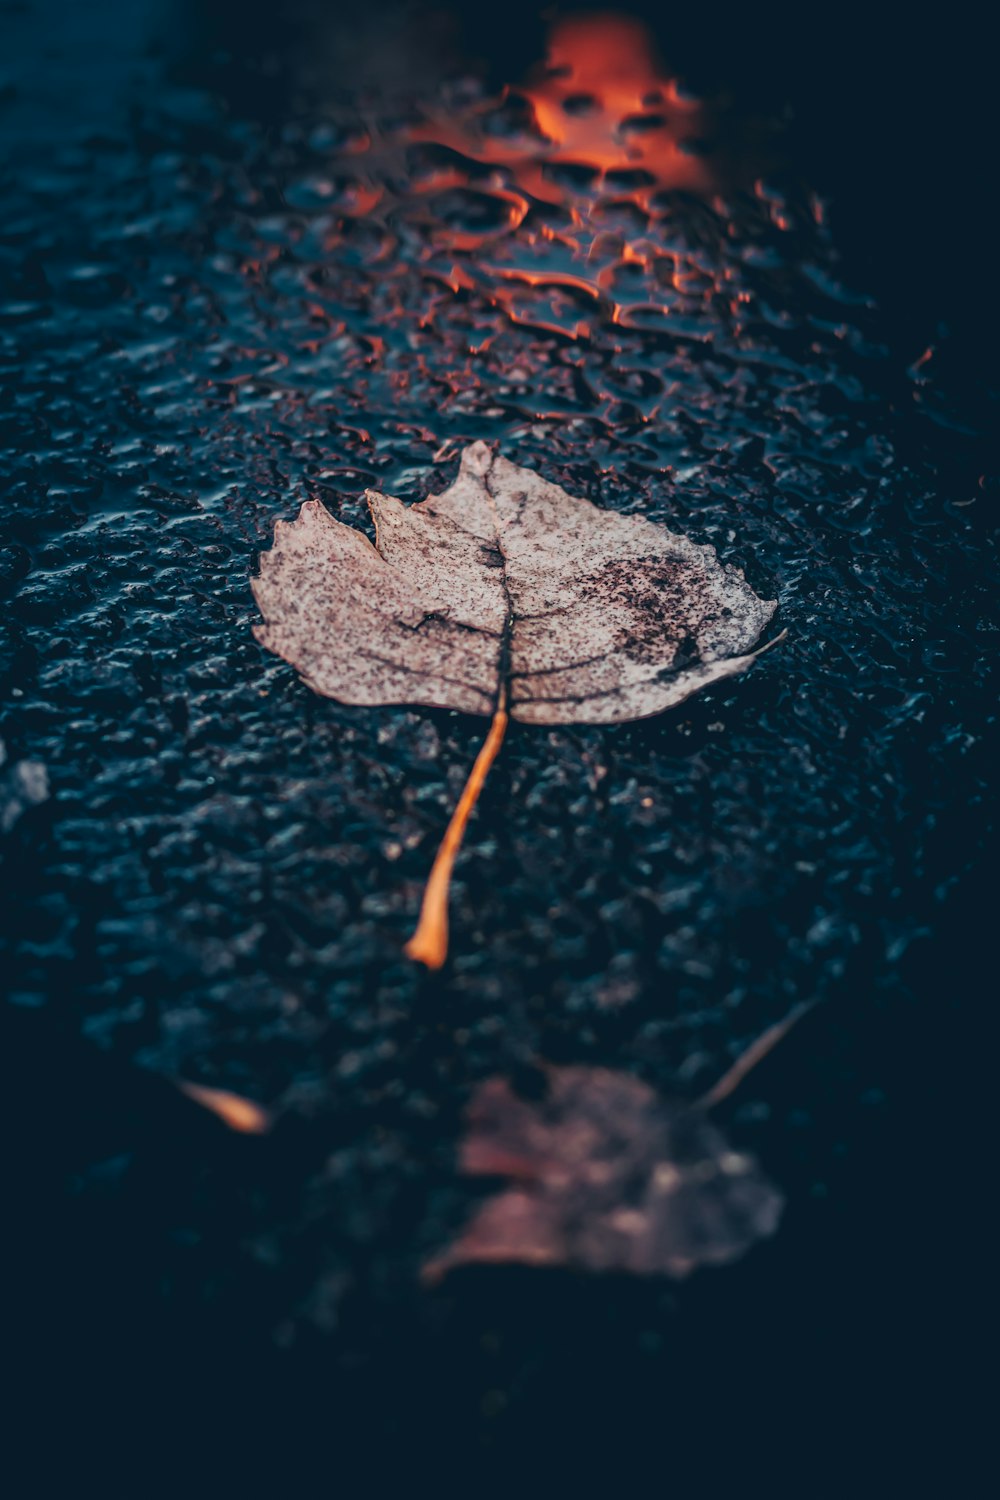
460 440 493 478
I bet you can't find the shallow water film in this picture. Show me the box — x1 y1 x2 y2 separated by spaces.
2 1 995 1490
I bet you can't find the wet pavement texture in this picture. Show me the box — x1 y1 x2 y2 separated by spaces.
2 1 995 1490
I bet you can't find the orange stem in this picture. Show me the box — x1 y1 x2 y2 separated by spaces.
405 689 509 970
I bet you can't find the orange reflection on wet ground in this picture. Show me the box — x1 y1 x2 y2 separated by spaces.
522 14 710 193
313 13 777 354
408 13 711 209
178 1080 272 1133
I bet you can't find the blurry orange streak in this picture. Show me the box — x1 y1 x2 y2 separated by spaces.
616 304 673 327
426 265 599 340
177 1081 272 1134
491 287 597 340
486 266 603 300
410 167 468 193
539 224 576 245
483 263 679 335
503 312 593 340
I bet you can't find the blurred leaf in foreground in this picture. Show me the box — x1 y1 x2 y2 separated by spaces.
424 1008 814 1281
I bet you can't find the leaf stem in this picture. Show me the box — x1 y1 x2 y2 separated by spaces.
405 687 509 970
698 1000 818 1109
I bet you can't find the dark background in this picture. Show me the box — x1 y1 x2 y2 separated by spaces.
2 0 995 1492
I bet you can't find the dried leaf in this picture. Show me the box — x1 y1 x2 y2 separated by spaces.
423 1065 783 1284
253 443 781 964
253 441 777 726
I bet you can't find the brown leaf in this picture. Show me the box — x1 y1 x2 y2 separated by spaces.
252 441 777 726
252 443 781 965
423 1065 783 1283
